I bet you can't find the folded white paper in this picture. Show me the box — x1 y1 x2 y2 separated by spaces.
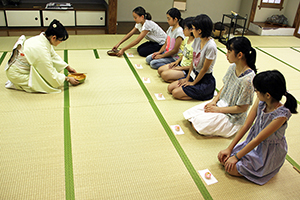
198 169 218 185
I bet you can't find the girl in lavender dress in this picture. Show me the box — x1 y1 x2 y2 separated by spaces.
218 70 298 185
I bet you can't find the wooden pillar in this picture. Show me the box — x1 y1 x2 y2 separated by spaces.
108 0 117 34
294 3 300 38
249 0 258 23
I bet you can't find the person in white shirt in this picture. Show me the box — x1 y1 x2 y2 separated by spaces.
112 6 167 57
5 19 79 93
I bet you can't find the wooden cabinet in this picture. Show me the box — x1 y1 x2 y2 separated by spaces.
0 2 109 35
0 10 5 27
42 10 75 27
6 10 41 27
76 11 105 26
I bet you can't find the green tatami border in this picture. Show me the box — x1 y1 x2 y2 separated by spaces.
290 47 300 53
217 47 226 55
93 49 100 59
286 155 300 174
64 50 75 200
0 52 7 65
123 53 213 200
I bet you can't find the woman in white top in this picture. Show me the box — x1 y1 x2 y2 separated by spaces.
5 19 79 93
112 6 167 57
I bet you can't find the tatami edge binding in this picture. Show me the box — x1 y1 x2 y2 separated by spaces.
290 47 300 53
93 49 100 59
0 52 7 65
64 50 75 200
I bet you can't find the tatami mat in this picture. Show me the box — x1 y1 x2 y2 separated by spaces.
258 48 300 71
0 34 299 200
71 104 201 199
67 50 147 106
246 36 300 47
66 50 203 199
0 50 66 199
0 108 65 199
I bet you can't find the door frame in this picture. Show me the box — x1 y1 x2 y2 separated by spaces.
293 2 300 38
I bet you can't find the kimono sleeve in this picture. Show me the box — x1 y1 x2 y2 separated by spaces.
50 46 68 72
31 46 65 88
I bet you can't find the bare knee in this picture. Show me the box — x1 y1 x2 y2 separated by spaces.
172 88 191 100
158 67 163 76
172 89 183 99
158 65 168 76
226 165 242 177
168 82 177 93
167 84 173 93
161 71 172 83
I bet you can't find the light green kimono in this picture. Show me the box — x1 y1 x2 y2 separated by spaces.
5 33 68 93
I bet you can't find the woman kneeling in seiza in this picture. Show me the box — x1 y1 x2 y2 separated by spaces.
5 19 79 93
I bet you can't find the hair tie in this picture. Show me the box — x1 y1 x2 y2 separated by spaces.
249 50 252 54
53 24 57 28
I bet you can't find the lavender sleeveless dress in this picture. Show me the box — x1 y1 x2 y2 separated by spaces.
231 101 291 185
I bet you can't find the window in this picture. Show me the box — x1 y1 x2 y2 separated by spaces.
259 0 284 10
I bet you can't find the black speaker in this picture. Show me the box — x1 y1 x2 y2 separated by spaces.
1 0 20 6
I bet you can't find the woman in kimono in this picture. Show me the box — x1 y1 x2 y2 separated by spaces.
5 19 79 93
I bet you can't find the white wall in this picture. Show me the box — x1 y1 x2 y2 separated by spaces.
117 0 241 23
115 0 298 27
284 0 299 27
239 0 252 27
117 0 173 22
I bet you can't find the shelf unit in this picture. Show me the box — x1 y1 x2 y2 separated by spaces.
218 13 247 45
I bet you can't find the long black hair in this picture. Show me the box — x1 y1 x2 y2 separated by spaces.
182 17 195 37
166 8 183 26
226 36 257 73
253 70 297 113
45 19 68 41
133 6 152 20
192 14 213 38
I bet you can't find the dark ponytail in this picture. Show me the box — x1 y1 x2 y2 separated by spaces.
166 8 182 26
253 70 298 113
284 92 298 113
133 6 152 20
226 37 257 73
45 19 68 41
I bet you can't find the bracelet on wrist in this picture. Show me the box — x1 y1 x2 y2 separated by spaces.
234 153 240 161
66 77 70 82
